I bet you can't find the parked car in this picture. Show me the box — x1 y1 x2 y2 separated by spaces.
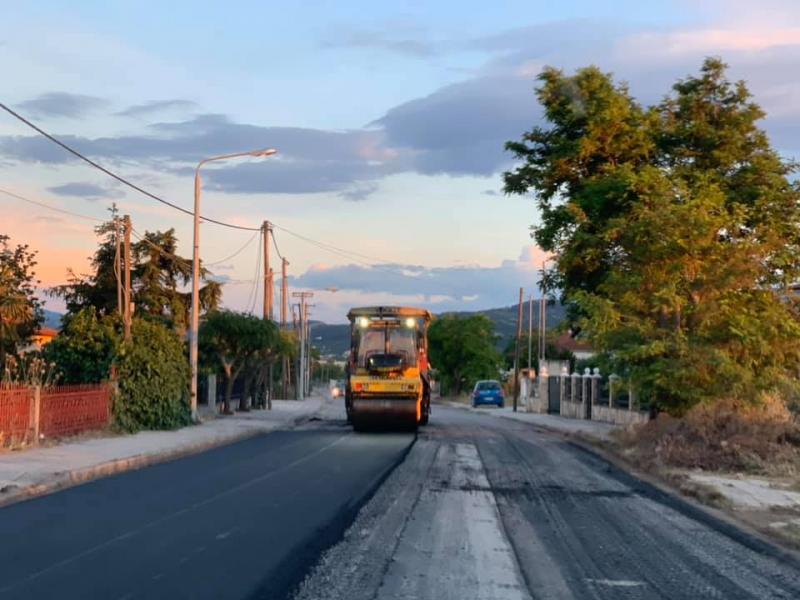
472 380 504 408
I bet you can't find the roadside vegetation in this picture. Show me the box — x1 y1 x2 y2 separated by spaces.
505 58 800 475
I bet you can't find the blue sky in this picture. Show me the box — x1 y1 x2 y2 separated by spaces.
2 0 799 322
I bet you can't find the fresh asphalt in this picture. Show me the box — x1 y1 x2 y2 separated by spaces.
2 403 800 599
0 412 413 600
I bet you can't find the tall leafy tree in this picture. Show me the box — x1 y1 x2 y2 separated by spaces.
428 314 503 395
0 234 43 365
504 58 800 413
53 215 221 334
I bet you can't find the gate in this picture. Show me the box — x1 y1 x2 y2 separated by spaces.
547 376 561 414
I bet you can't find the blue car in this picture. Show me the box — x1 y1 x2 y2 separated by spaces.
472 380 504 407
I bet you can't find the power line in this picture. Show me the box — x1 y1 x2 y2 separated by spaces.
246 230 263 314
205 230 260 266
271 223 395 265
0 101 260 232
0 187 104 223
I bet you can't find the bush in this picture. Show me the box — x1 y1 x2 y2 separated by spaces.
617 394 800 475
43 308 119 383
114 318 190 432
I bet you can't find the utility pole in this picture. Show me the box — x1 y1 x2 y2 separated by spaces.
114 216 123 316
262 221 272 320
292 292 314 400
123 214 132 342
512 287 524 412
527 294 533 373
539 261 547 364
281 257 289 399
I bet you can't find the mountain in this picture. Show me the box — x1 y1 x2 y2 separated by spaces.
309 302 567 357
42 309 63 329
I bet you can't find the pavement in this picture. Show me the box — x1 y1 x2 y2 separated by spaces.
0 396 323 507
442 400 617 439
2 400 800 599
297 406 800 600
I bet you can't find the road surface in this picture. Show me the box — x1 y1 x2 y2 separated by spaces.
0 403 798 599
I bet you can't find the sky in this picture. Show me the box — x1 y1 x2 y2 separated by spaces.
2 0 799 323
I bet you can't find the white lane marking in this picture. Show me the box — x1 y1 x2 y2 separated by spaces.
587 578 646 587
0 434 350 593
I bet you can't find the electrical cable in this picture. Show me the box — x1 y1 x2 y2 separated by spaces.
0 101 260 231
205 230 259 266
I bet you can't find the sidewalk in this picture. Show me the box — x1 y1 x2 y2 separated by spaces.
0 396 324 507
444 401 617 439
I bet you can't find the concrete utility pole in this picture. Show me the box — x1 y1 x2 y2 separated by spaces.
281 257 289 399
539 261 547 364
114 216 123 316
262 221 272 320
527 294 533 373
513 287 524 412
123 214 132 342
292 292 314 400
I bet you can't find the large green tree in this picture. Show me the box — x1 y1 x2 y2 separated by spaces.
0 234 43 365
428 314 503 395
504 58 800 413
53 215 221 334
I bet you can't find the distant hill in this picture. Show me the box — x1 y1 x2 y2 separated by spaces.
42 310 63 329
310 302 567 357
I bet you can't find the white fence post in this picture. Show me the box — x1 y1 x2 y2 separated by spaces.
207 374 217 413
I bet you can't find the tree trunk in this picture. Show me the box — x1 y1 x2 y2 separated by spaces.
223 374 235 415
267 363 273 410
239 371 251 412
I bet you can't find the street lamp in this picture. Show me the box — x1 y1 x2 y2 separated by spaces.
190 148 278 420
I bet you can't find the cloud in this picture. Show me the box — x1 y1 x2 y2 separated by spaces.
17 92 108 119
320 23 442 58
3 15 800 194
115 99 197 118
47 181 124 201
290 244 544 309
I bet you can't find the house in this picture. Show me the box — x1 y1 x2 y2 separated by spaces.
553 331 595 361
19 327 59 353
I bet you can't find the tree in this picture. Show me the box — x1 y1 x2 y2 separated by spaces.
428 314 503 395
504 58 800 413
0 235 43 365
199 310 276 414
53 216 222 334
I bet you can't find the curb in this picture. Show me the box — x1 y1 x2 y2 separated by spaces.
0 406 320 509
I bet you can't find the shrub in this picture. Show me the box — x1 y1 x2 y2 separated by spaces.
114 318 190 432
43 308 118 383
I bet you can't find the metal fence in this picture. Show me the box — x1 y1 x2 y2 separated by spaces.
0 383 111 446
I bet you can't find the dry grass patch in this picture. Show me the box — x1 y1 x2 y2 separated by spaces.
614 395 800 477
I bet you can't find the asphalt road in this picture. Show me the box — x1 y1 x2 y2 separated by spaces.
2 403 800 600
297 405 800 600
0 413 413 600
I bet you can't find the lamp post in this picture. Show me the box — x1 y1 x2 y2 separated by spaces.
190 148 277 420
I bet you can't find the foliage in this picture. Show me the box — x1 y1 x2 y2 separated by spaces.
1 353 60 388
199 310 280 413
43 308 119 383
504 58 800 413
114 318 191 432
51 213 222 335
428 314 503 395
0 234 44 364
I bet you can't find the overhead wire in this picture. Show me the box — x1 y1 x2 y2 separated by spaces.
0 187 104 223
1 102 407 269
0 101 260 232
205 230 260 266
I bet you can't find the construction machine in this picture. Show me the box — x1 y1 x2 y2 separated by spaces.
345 306 432 430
